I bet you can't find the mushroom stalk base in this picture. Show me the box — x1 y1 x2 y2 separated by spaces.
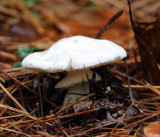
63 82 89 108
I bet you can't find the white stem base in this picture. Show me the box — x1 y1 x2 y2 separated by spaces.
63 82 89 108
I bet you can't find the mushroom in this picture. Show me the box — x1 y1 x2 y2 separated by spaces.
144 121 160 137
22 35 127 107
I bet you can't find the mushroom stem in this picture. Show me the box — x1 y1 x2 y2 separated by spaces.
55 69 101 108
63 82 89 107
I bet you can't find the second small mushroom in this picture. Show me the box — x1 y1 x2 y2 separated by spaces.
22 35 127 107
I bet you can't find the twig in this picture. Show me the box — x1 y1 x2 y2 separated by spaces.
119 111 160 130
37 74 43 117
0 107 8 117
96 10 123 39
16 0 44 34
127 0 135 31
2 67 26 73
0 127 31 137
0 69 37 94
123 85 160 89
72 110 159 136
0 93 96 127
0 103 27 114
124 58 135 104
110 101 134 133
0 77 5 83
0 83 28 113
0 51 17 61
145 81 160 96
111 69 144 85
54 119 69 137
0 114 25 120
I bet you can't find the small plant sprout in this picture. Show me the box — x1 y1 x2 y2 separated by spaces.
22 35 127 107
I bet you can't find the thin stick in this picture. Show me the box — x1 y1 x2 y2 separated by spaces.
0 107 9 117
54 119 69 137
112 69 144 85
119 111 160 130
0 83 28 113
0 69 37 94
127 0 135 32
96 10 123 39
0 114 25 120
0 108 99 128
111 101 134 133
0 127 31 137
124 58 134 104
123 85 160 89
37 74 43 117
2 67 26 73
0 103 27 114
0 77 5 83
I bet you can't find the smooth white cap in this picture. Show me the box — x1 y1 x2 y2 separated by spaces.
22 35 127 72
55 69 101 88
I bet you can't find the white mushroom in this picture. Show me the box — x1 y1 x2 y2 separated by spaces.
22 35 127 107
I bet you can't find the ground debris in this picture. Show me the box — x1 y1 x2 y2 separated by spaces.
0 0 160 136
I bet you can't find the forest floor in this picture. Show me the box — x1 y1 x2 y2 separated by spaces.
0 0 160 136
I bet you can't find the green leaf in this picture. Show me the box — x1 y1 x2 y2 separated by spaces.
21 0 37 6
17 46 40 58
12 62 22 68
84 2 98 10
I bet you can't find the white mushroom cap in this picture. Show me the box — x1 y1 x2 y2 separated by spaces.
22 35 127 72
55 69 101 89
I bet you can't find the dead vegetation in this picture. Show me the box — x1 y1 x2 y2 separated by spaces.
0 0 160 136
